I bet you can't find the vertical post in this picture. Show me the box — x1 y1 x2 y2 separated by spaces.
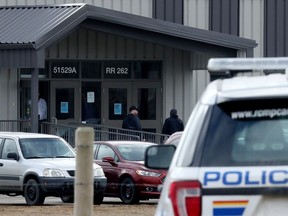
31 68 39 133
74 127 94 216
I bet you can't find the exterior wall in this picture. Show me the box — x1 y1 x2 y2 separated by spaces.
239 0 264 58
0 68 18 120
209 0 239 36
0 0 153 17
47 28 193 124
265 0 288 57
153 0 183 23
184 0 209 29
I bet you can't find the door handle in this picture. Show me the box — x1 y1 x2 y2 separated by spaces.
0 163 3 167
51 117 57 124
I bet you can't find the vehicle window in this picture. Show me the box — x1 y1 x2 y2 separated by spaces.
117 144 150 161
96 145 117 161
19 138 75 158
1 139 17 159
200 98 288 166
0 138 4 154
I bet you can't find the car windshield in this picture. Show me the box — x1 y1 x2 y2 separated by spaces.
117 144 153 161
19 138 75 159
199 98 288 167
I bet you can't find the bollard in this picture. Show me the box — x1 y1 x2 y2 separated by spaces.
73 127 94 216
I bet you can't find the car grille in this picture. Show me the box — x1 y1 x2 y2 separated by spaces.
67 170 75 177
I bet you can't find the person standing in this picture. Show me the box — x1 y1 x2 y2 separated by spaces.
122 105 142 131
38 94 47 132
162 109 184 136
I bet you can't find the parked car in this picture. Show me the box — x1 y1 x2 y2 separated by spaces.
145 57 288 216
164 131 183 147
0 132 107 206
93 140 167 204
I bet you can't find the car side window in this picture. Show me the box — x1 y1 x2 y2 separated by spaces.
96 145 118 161
1 139 17 159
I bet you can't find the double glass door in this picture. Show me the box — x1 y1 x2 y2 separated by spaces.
102 81 162 133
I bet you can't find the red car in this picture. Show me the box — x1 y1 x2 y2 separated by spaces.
93 140 166 204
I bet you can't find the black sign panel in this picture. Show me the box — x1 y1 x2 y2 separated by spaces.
51 61 79 78
104 61 131 79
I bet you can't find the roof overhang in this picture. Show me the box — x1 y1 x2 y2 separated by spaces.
0 3 257 68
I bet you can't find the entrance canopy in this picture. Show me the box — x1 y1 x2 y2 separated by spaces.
0 3 257 68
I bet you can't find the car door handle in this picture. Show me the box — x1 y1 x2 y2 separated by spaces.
0 163 3 167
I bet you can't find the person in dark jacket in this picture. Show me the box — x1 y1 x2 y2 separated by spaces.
162 109 184 136
122 106 142 131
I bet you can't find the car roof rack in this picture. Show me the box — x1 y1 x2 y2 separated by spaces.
207 57 288 77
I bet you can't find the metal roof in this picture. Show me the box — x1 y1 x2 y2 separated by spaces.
0 3 257 68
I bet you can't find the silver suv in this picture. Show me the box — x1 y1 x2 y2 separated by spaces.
0 132 106 205
146 57 288 216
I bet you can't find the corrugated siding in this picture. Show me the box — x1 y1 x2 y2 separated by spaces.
46 28 196 124
239 0 264 57
0 68 18 120
0 0 153 17
209 0 239 36
184 0 209 30
153 0 183 24
265 0 288 57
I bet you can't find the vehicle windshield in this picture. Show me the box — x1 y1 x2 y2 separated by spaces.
19 138 75 159
199 98 288 167
117 144 154 161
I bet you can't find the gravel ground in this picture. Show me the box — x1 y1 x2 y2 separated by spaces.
0 204 157 216
0 196 157 216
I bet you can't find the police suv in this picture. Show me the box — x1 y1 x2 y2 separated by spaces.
145 57 288 216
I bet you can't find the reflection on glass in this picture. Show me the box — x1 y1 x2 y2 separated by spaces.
109 88 127 120
56 88 74 120
82 82 101 124
134 61 161 79
138 88 156 120
82 61 101 79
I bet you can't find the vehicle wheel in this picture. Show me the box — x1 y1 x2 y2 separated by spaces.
61 195 74 203
93 192 104 205
24 179 45 205
119 177 139 204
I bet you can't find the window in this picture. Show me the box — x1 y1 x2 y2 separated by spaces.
1 139 17 159
96 145 117 161
200 98 288 166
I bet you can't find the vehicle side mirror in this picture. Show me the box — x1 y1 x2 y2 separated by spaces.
145 145 176 170
102 156 116 165
7 152 19 161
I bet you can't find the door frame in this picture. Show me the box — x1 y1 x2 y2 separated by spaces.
102 81 162 133
50 80 80 124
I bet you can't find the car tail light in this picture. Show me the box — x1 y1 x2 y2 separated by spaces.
169 181 201 216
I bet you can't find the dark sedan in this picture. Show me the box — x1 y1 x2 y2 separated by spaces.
93 141 166 204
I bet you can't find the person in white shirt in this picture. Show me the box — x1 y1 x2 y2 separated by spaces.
38 95 47 133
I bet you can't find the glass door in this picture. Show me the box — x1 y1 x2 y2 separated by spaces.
133 82 162 133
102 81 162 133
102 82 132 128
50 81 80 125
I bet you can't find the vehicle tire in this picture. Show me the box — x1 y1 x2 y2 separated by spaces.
61 195 74 203
24 179 45 205
93 192 104 205
119 177 139 204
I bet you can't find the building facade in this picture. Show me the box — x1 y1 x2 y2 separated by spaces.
1 0 285 133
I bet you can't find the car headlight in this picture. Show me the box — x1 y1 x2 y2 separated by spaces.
43 168 65 177
94 167 105 177
136 170 161 177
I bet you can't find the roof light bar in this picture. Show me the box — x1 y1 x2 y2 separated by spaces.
208 57 288 72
